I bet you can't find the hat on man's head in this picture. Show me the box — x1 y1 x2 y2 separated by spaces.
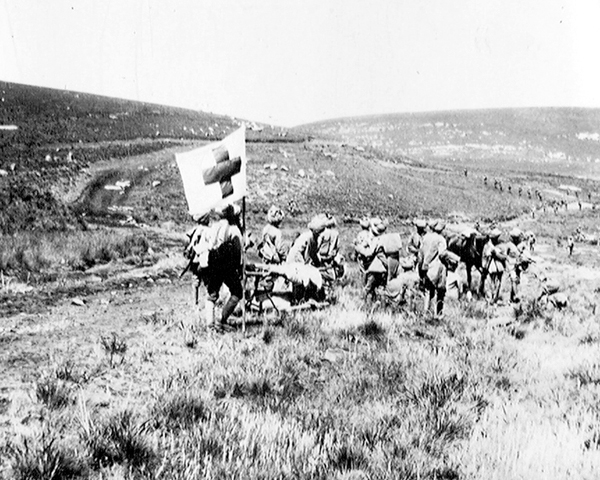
490 228 502 239
369 217 387 235
192 212 211 225
509 228 523 239
432 220 446 233
308 213 329 233
216 203 241 221
325 215 337 228
267 205 284 225
414 219 427 229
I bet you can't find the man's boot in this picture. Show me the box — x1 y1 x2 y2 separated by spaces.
219 295 241 330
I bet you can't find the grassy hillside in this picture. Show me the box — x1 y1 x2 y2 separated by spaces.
299 108 600 178
0 81 303 233
2 89 600 480
2 83 599 278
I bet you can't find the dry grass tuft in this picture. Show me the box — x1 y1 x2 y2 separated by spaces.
35 377 73 410
4 429 87 480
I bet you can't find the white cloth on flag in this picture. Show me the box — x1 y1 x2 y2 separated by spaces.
176 126 246 216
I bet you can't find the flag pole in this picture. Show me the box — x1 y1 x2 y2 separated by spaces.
242 196 247 334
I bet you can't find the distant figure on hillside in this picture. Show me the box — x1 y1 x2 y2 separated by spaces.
483 176 488 186
464 168 468 177
525 231 536 253
567 236 574 256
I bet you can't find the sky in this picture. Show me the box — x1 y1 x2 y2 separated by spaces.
1 0 599 127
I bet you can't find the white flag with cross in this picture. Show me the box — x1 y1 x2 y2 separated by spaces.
176 126 247 216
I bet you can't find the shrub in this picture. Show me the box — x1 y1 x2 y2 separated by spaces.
284 315 309 338
463 300 493 320
262 326 275 344
151 392 207 430
0 230 153 275
358 319 386 342
100 333 128 367
4 430 87 480
513 298 548 324
85 410 156 472
567 363 600 387
35 377 72 410
53 360 86 384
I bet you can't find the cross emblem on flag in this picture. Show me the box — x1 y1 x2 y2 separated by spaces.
202 145 242 198
176 127 246 216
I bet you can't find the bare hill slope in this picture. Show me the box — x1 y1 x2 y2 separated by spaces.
299 108 600 178
0 82 300 232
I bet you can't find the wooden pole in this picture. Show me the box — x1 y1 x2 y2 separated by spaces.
242 196 247 334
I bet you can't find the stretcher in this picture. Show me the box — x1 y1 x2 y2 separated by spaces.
244 263 330 316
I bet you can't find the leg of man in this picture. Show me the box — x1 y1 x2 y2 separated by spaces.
205 274 222 329
492 273 502 304
510 270 520 303
423 286 430 313
436 288 446 316
364 273 382 302
221 268 243 326
479 270 488 298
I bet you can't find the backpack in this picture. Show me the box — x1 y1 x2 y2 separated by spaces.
184 225 215 269
379 233 403 256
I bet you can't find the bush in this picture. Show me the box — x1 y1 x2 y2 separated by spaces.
100 333 128 368
35 377 73 410
513 298 549 324
4 430 87 480
151 392 208 430
84 410 156 472
0 230 153 275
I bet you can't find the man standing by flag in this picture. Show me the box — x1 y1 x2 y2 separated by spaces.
176 127 247 331
204 204 244 332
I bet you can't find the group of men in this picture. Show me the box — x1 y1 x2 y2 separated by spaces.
184 204 344 332
353 218 536 316
183 202 539 331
